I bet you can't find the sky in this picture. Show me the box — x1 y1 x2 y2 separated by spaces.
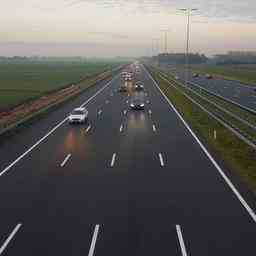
1 0 256 57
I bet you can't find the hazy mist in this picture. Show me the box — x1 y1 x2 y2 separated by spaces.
1 0 256 57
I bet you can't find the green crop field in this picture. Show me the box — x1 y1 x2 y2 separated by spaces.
187 64 256 86
0 60 121 111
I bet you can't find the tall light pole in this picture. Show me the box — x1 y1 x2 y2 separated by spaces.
152 38 160 55
179 8 197 86
161 29 169 54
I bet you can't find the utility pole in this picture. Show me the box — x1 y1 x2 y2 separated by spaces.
179 8 198 86
161 29 169 54
165 30 168 53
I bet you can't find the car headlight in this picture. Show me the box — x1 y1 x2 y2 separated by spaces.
131 104 135 107
140 104 144 107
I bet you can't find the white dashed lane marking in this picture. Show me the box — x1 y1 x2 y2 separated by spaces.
176 225 188 256
60 154 71 167
110 153 117 167
158 153 164 167
88 225 100 256
85 125 91 133
0 223 22 255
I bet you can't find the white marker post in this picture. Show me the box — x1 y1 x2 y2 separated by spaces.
214 130 217 140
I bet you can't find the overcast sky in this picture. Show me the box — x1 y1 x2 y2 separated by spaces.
1 0 256 57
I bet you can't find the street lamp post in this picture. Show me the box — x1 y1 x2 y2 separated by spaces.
161 29 169 54
179 8 197 86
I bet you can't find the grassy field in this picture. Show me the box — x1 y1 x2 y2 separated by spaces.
0 60 121 111
147 66 256 194
186 64 256 86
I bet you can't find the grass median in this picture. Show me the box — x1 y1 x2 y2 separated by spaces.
182 64 256 86
159 71 256 142
147 66 256 194
168 72 256 126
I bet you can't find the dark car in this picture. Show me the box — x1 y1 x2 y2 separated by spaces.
130 94 145 110
193 73 199 78
119 85 127 92
206 74 213 79
134 81 144 91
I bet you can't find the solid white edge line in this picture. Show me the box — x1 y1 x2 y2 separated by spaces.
0 74 119 177
153 125 156 132
86 125 91 133
159 153 164 167
0 223 22 255
88 224 100 256
60 154 71 167
176 225 188 256
143 65 256 223
111 153 116 167
120 124 123 132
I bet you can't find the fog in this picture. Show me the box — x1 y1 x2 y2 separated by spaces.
1 0 256 57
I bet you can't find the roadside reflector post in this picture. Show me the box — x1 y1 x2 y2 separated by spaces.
214 130 217 140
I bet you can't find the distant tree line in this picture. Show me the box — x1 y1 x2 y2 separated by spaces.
0 56 86 62
153 53 208 65
214 51 256 65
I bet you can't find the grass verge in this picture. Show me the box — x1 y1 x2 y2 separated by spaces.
147 66 256 194
159 71 256 142
182 64 256 86
0 68 119 139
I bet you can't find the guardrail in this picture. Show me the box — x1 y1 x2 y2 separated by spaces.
159 72 256 132
149 66 256 150
157 65 256 116
186 79 256 115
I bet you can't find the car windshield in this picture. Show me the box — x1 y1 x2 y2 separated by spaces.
71 110 84 115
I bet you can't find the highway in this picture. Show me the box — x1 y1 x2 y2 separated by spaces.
0 65 255 255
157 64 256 111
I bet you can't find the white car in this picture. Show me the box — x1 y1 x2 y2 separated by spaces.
121 71 128 78
125 74 132 81
68 107 88 124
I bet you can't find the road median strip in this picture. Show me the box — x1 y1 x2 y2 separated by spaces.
158 70 256 143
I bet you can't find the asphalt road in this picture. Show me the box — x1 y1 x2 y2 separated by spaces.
157 64 256 111
0 64 255 255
